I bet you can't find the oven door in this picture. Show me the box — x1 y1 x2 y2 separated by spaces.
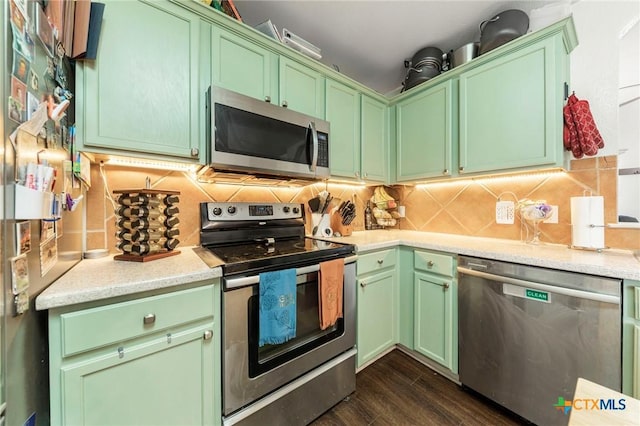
222 256 356 416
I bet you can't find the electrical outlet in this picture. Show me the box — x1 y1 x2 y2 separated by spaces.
496 201 515 224
544 205 559 223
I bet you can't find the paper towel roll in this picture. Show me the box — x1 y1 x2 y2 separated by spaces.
570 196 605 249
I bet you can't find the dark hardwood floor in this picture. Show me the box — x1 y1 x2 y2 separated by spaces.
311 350 528 426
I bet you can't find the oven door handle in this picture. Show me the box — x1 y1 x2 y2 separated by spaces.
225 255 357 290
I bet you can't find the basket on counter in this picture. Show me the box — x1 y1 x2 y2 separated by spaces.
113 189 181 262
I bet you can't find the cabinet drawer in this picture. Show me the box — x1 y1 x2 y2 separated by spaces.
358 249 396 275
414 250 454 277
60 286 214 357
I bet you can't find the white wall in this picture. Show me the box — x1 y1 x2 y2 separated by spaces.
570 0 640 221
570 0 640 157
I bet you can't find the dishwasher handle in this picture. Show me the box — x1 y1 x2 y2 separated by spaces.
457 266 620 305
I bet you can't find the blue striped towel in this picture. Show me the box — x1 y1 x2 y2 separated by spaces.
259 269 297 346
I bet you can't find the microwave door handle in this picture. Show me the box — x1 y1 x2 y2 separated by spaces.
308 121 318 172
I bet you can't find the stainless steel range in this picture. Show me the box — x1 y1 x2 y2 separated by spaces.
195 202 357 426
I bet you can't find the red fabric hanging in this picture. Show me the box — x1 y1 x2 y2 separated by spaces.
562 93 605 159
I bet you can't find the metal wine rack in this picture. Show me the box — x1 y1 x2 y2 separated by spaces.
113 189 181 262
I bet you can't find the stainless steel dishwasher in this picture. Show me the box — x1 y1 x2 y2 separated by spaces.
457 256 621 426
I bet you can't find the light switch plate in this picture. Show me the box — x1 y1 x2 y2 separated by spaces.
496 201 515 224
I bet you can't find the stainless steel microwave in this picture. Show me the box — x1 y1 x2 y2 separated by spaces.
209 86 330 180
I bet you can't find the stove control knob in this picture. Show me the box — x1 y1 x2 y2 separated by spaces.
283 206 290 213
292 207 300 214
212 207 222 216
227 206 237 215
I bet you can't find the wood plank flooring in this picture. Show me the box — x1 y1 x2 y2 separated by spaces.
311 350 528 425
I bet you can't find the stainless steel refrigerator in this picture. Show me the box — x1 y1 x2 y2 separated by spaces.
2 2 84 424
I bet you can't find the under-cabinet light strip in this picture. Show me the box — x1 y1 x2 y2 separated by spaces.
106 157 199 172
415 169 566 189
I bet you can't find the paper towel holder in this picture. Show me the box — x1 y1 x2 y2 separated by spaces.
569 190 608 252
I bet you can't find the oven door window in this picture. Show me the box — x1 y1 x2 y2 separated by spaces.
247 271 344 377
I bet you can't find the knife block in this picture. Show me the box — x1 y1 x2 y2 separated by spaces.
331 211 353 236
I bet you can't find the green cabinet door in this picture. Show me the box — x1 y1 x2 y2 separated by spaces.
279 57 325 118
397 247 415 349
60 324 215 426
326 79 360 180
212 26 278 103
635 324 640 399
357 270 396 368
396 80 453 181
77 0 206 161
458 35 564 174
361 95 388 182
414 271 454 370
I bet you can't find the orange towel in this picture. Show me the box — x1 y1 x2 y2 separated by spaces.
318 258 344 330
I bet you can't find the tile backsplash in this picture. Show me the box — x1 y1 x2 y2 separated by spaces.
86 155 638 253
86 165 372 253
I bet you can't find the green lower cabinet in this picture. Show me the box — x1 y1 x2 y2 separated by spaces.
61 324 214 425
623 279 640 399
49 283 221 426
357 269 397 368
397 248 416 349
635 324 640 398
414 271 456 372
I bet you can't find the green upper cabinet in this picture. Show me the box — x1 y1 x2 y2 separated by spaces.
326 80 388 183
458 34 566 175
212 26 278 103
396 80 453 182
279 57 325 118
76 0 207 162
360 95 388 182
326 79 361 180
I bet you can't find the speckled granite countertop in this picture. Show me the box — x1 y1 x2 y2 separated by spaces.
36 232 639 311
323 230 640 281
36 247 221 311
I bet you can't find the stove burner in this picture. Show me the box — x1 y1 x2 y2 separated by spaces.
198 201 355 275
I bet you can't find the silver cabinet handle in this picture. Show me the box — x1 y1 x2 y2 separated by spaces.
427 260 434 268
264 95 271 103
360 282 367 288
377 259 384 265
203 330 213 341
282 100 288 108
143 314 156 325
436 282 449 289
443 169 449 175
459 166 465 172
190 148 199 157
364 172 368 178
354 171 360 178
